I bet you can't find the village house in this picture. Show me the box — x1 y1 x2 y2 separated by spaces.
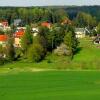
14 19 22 26
75 28 86 38
0 34 7 47
14 26 39 47
17 27 26 30
14 29 25 47
0 20 11 31
32 27 38 32
41 22 51 29
0 20 8 27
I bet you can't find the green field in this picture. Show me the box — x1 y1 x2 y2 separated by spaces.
0 71 100 100
1 37 100 69
0 38 100 99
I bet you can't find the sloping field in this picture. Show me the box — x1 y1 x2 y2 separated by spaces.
0 71 100 100
1 38 100 69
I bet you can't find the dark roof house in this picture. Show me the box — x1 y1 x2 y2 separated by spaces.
14 19 22 26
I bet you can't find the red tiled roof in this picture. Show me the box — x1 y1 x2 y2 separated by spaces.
0 35 7 41
41 22 51 28
15 30 24 38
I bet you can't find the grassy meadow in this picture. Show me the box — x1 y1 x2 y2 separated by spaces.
0 38 100 100
1 37 100 70
1 71 100 100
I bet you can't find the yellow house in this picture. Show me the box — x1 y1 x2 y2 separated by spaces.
14 29 24 47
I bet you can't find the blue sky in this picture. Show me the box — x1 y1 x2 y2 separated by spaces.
0 0 100 6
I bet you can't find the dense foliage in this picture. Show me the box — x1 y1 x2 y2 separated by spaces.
0 7 68 25
0 6 100 25
1 6 100 65
21 25 33 57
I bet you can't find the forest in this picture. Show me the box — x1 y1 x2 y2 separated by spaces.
0 6 100 24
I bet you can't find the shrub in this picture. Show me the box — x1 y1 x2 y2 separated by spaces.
0 58 4 65
54 43 71 56
27 43 45 62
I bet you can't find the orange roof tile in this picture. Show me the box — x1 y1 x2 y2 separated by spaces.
41 22 51 28
0 35 7 41
15 30 24 38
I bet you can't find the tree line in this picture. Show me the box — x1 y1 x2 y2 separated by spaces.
0 7 68 25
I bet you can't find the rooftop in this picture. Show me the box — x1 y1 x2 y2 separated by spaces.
0 35 7 41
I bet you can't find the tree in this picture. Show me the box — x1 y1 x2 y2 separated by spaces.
0 45 5 65
97 22 100 35
38 26 49 52
45 24 65 51
64 31 78 57
55 9 68 23
21 25 33 56
75 12 96 29
6 33 15 61
27 43 44 62
27 35 45 62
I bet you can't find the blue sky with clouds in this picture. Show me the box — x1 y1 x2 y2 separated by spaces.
0 0 100 6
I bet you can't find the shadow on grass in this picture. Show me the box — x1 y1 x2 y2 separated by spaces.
75 47 83 54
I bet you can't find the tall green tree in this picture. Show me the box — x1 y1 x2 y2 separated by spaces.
75 12 96 28
21 25 33 56
27 43 44 62
64 31 78 57
27 34 45 62
0 45 5 65
6 32 15 61
97 22 100 35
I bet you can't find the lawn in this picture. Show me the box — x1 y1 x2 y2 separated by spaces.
0 71 100 100
72 37 100 69
1 37 100 69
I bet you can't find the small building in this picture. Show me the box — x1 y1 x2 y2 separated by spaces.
32 27 39 33
0 20 8 27
17 27 26 30
14 19 22 26
0 20 9 31
75 28 86 38
14 29 24 47
2 21 8 27
41 22 51 29
0 35 7 47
